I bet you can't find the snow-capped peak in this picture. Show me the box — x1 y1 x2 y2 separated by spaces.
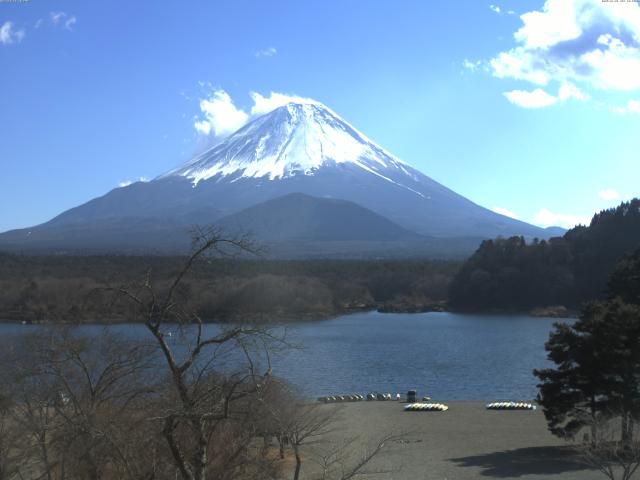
162 101 415 187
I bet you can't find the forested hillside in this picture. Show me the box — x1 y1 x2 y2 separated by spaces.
0 254 457 323
449 199 640 312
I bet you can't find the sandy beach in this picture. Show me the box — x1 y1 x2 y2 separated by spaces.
302 401 606 480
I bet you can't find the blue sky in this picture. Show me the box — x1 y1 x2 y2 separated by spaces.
1 0 639 232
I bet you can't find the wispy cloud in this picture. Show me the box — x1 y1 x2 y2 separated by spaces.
610 99 640 114
533 208 592 229
489 4 501 14
50 11 77 30
492 206 519 219
598 188 620 201
462 59 485 73
0 21 25 46
64 16 77 30
50 11 65 25
488 0 640 109
255 46 277 58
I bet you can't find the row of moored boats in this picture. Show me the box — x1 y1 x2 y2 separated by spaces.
486 402 536 410
318 393 401 402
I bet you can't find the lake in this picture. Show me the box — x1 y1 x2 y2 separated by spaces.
0 311 565 401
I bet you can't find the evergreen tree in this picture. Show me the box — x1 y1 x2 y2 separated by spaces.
450 199 640 312
535 249 640 445
534 302 612 440
608 247 640 305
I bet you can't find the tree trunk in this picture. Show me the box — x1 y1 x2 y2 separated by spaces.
278 434 285 460
590 396 597 446
621 411 631 447
193 422 208 480
163 418 194 480
293 443 301 480
39 431 53 480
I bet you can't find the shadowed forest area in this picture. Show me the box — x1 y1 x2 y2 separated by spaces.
0 254 457 324
449 199 640 313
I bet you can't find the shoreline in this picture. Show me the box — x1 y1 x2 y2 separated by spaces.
0 306 576 325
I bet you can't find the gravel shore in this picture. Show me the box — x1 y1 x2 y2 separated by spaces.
304 401 606 480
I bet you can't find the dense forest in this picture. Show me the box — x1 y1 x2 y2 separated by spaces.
0 253 458 323
449 199 640 312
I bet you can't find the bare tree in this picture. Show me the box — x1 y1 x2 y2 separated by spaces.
107 228 284 480
0 228 398 480
3 327 162 480
578 414 640 480
257 379 342 480
0 390 23 480
310 433 399 480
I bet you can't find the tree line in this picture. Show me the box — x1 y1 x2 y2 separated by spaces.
449 199 640 312
0 252 458 324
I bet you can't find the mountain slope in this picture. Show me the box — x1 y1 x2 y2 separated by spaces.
215 193 483 259
0 100 555 256
216 193 420 242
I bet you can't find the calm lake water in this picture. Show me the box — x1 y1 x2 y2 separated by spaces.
0 312 566 401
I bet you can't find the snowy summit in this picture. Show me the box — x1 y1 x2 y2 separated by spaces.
162 101 418 189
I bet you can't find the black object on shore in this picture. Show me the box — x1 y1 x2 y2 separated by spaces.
407 390 417 403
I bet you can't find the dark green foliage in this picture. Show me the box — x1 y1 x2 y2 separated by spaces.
450 199 640 311
608 247 640 305
449 236 575 310
535 253 640 444
535 300 640 440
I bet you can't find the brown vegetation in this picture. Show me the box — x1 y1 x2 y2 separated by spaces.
0 231 398 479
0 252 458 324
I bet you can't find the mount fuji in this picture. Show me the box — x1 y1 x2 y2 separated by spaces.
0 100 558 257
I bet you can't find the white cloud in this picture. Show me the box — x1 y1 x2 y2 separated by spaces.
118 177 148 188
492 206 519 219
504 88 557 108
0 21 25 45
489 4 501 14
599 188 620 201
503 81 588 109
34 18 43 29
533 208 592 229
558 82 588 101
192 89 319 137
194 89 250 138
490 0 640 106
249 91 317 115
255 46 277 57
